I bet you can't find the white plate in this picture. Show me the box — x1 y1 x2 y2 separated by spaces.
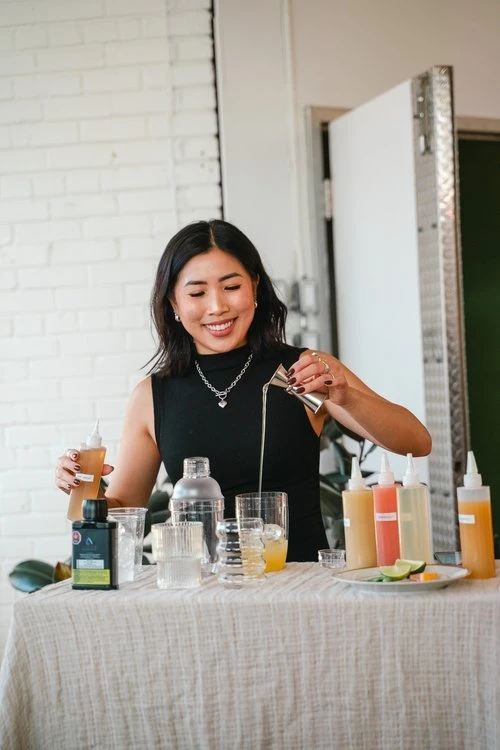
331 565 469 593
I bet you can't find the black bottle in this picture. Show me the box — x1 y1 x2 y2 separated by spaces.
72 498 118 590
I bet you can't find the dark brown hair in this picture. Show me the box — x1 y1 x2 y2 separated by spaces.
147 220 288 376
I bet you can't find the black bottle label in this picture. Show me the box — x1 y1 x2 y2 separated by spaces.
72 525 117 588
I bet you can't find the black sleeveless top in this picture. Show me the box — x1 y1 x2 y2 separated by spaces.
151 344 328 561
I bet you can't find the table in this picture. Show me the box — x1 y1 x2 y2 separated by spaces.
1 563 500 750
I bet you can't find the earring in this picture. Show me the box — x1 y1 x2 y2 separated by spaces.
174 312 180 322
254 300 258 309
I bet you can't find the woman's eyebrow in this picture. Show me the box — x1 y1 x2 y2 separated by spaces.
184 272 243 287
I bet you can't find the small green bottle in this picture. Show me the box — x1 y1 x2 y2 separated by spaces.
72 498 118 590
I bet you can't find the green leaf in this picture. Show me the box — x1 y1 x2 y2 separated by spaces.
9 559 55 593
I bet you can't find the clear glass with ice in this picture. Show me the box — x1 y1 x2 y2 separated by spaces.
235 492 289 572
107 511 138 583
107 507 147 577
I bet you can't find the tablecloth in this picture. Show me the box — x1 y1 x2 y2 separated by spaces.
1 562 500 750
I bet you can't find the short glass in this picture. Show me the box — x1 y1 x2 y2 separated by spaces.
235 492 288 572
318 549 346 569
155 522 204 590
216 517 266 588
108 507 147 577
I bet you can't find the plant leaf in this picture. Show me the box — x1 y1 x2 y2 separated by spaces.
9 559 54 593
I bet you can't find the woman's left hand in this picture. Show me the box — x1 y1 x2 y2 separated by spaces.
286 350 350 407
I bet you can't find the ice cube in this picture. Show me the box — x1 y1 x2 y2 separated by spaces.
263 523 284 542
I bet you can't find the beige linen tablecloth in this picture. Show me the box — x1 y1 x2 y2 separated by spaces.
1 562 500 750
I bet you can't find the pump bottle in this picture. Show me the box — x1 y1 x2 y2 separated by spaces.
373 452 400 566
457 451 495 579
342 457 377 569
396 453 433 563
67 420 107 522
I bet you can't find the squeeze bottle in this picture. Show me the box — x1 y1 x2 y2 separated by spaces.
396 453 434 563
457 451 495 579
342 457 377 569
169 457 224 575
67 421 107 521
373 452 400 566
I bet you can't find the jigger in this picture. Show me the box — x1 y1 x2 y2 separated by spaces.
268 364 327 414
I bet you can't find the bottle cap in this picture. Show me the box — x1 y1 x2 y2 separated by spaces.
348 456 365 491
402 453 420 487
377 452 395 486
86 420 102 449
183 456 210 478
82 498 108 522
463 450 482 489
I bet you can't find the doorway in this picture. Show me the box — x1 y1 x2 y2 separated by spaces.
306 92 500 544
457 132 500 535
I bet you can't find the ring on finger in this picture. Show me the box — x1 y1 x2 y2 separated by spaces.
318 357 330 374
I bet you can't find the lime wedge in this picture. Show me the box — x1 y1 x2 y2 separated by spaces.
379 562 412 580
395 559 426 574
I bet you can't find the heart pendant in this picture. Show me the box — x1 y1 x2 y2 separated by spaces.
218 399 227 408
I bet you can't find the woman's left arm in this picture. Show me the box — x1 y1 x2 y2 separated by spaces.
288 350 432 457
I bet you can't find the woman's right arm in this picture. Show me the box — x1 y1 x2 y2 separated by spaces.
55 378 162 509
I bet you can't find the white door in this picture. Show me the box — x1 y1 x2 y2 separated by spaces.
328 66 467 550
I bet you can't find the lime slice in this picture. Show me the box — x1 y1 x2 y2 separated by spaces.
395 559 426 574
379 562 412 580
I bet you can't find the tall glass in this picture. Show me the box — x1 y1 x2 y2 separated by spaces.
235 492 288 572
107 507 147 577
107 511 138 583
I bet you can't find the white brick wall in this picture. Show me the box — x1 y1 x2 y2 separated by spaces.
0 0 221 658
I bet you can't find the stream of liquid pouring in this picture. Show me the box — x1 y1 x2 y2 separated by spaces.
258 382 269 497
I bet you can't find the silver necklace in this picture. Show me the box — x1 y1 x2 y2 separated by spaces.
195 352 254 408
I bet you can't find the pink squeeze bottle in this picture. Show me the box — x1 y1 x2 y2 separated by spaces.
373 452 400 567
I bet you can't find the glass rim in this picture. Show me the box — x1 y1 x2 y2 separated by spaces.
235 492 288 500
108 507 147 514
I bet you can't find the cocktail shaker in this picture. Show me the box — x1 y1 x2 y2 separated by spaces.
268 364 327 414
169 457 224 575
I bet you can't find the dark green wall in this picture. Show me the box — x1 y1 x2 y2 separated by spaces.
458 138 500 534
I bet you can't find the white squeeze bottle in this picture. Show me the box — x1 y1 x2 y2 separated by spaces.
457 451 495 579
396 453 434 563
342 457 377 569
67 421 107 522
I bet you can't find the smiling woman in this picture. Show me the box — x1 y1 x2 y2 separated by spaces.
55 219 431 562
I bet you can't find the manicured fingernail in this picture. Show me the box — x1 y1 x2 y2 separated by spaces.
287 368 295 376
287 377 296 385
70 452 78 460
325 380 333 385
73 464 80 471
66 482 72 490
296 386 305 394
73 478 80 486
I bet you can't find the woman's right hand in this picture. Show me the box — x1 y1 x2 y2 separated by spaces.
55 449 115 495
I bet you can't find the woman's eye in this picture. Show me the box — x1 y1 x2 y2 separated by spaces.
189 291 205 298
225 285 241 291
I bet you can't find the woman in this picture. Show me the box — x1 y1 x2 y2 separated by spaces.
56 220 431 561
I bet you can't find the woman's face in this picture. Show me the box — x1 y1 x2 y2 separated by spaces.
172 247 258 355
